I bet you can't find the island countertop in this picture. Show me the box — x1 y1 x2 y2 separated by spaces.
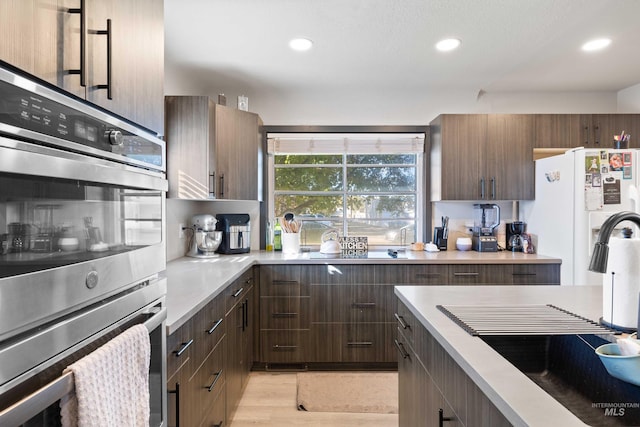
394 285 606 427
165 250 561 334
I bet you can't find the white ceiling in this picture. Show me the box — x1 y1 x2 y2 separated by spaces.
164 0 640 122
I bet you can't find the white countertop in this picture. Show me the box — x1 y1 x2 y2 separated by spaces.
166 251 560 334
165 250 561 334
394 285 606 427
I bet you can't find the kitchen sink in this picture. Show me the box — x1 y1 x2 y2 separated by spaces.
481 334 640 426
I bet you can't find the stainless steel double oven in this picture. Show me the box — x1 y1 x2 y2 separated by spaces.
0 60 168 426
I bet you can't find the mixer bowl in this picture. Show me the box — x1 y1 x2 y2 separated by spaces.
195 230 223 253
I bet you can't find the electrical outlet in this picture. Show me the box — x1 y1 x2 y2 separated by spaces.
178 223 185 239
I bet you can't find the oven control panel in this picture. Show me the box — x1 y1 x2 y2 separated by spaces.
0 61 165 172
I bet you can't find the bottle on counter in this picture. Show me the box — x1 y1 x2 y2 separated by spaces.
266 220 273 251
273 218 282 251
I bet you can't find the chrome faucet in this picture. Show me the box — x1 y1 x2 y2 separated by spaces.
589 211 640 273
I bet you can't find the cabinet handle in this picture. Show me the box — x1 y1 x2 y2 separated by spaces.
232 288 244 298
67 0 86 87
453 272 479 277
207 318 223 334
244 298 249 328
490 177 496 199
394 313 409 329
219 174 225 198
512 272 537 276
584 125 590 145
480 177 485 199
241 301 246 332
415 273 441 279
394 339 410 359
209 171 215 198
272 312 298 318
206 369 223 392
95 19 113 99
352 302 376 308
594 124 600 145
347 341 373 347
168 382 180 427
174 339 193 357
439 408 452 427
273 345 298 351
245 277 253 285
272 280 299 285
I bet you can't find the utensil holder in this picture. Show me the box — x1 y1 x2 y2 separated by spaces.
282 232 301 254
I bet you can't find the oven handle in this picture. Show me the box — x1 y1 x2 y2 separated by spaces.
0 141 167 191
0 306 166 426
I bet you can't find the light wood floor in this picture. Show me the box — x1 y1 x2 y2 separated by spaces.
229 372 399 427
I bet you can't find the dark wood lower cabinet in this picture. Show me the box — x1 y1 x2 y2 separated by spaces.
396 299 512 427
167 268 255 427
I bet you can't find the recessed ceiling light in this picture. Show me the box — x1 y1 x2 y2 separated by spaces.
289 38 313 52
581 38 611 52
435 38 461 52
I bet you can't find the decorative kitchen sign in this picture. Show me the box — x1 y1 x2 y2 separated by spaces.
339 236 368 258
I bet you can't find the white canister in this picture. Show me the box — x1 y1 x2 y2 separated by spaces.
282 232 301 254
603 233 640 330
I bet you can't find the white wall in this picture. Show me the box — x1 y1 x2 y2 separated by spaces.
164 63 621 125
166 199 260 262
618 83 640 112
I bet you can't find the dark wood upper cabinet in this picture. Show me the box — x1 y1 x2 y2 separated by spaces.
165 96 263 201
431 114 534 201
534 114 640 149
0 0 164 134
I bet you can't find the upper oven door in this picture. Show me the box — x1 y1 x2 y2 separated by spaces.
0 139 167 342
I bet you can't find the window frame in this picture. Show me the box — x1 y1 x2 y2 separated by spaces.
266 132 426 249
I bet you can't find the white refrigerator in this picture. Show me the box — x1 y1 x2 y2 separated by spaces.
522 147 640 286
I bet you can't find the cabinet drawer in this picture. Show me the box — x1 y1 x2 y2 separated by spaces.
448 264 510 285
194 294 225 362
260 296 310 329
376 265 449 285
310 284 394 323
395 301 417 349
306 264 375 285
189 339 225 425
200 384 225 427
342 322 397 363
167 319 195 380
512 264 560 285
260 330 308 363
350 285 396 323
259 265 306 296
225 269 255 313
308 323 396 363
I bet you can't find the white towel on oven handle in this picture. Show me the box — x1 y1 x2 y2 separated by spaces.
60 324 150 427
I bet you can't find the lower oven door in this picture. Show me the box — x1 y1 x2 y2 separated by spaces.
0 138 167 343
0 280 167 426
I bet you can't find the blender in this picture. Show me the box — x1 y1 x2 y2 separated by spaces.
186 214 223 258
471 204 500 252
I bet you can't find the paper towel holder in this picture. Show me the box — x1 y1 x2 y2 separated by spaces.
589 211 640 333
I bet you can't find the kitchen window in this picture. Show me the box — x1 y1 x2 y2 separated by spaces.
267 133 425 246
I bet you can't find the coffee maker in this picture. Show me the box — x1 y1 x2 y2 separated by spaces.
216 213 251 254
506 221 526 252
471 204 499 252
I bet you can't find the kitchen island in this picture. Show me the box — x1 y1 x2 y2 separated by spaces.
394 285 636 427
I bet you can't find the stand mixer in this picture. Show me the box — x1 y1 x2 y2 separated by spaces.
186 214 222 258
471 204 500 252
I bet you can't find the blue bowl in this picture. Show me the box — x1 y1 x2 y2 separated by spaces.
595 343 640 387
